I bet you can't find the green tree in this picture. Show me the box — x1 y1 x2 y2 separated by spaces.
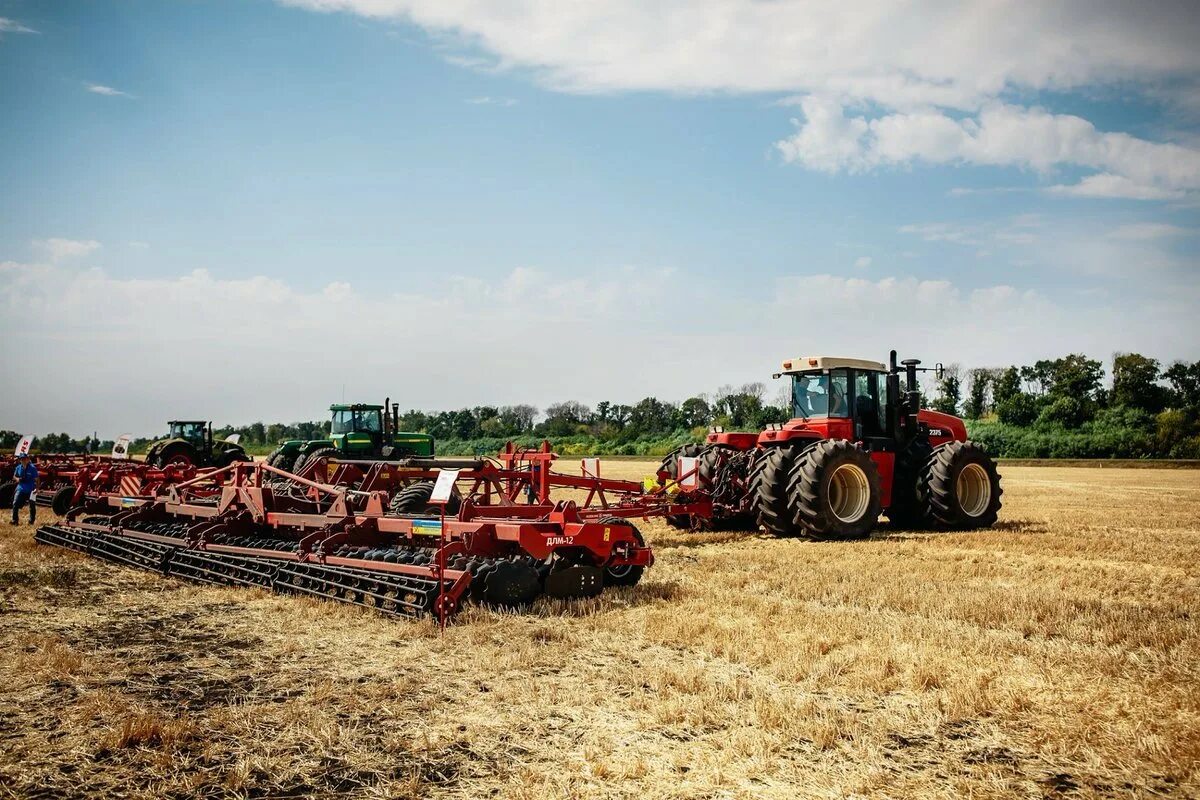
992 367 1022 405
931 365 962 415
1164 360 1200 411
1111 353 1166 412
964 369 990 419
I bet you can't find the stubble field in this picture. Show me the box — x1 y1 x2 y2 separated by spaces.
1 463 1198 799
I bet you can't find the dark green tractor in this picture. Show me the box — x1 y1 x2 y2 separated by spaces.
145 420 252 468
267 401 434 473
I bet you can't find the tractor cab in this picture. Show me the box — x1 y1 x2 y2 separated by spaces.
329 404 385 454
167 420 211 451
774 357 892 446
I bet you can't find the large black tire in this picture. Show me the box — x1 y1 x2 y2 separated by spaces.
787 440 883 540
265 447 284 468
152 444 196 469
750 444 806 537
388 480 462 517
658 443 705 529
293 446 339 476
272 451 298 474
599 516 646 587
887 439 934 528
51 485 77 517
917 441 1002 529
0 480 17 509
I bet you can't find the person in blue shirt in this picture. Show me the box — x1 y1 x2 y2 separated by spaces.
11 453 37 525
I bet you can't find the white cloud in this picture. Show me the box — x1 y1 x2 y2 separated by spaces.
278 2 1200 107
853 256 872 269
277 2 1200 197
1106 223 1191 241
31 238 101 262
87 84 133 98
776 98 1200 198
1 259 1194 434
1045 174 1188 201
0 17 37 34
465 96 517 106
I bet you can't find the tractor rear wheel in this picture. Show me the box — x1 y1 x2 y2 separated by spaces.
265 447 285 468
599 516 646 587
388 480 462 517
750 444 806 537
787 440 882 540
293 447 339 479
917 441 1002 529
887 439 934 529
152 445 195 469
0 480 17 509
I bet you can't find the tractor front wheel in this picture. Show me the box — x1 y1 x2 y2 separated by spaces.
917 441 1002 529
787 440 882 540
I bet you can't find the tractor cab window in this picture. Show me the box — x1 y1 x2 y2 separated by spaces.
358 410 382 433
171 422 206 443
331 410 354 435
854 372 886 435
792 371 851 419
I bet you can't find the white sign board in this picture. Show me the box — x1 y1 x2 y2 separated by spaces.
14 434 33 457
111 434 133 460
430 469 460 504
677 456 700 490
581 458 600 479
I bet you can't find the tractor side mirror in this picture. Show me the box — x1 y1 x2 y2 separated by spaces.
935 362 945 380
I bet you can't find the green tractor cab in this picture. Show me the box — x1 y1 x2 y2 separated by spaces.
267 400 434 473
145 420 251 468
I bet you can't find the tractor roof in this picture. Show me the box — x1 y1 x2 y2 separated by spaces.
780 356 887 374
329 404 384 411
167 420 208 425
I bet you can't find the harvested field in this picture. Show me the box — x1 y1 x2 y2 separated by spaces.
1 464 1198 798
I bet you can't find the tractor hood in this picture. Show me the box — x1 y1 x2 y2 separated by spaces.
144 437 178 462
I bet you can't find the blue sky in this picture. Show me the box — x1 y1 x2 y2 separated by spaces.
1 1 1198 435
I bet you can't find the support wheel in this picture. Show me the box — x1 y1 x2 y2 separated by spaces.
918 441 1002 529
388 480 461 517
51 486 77 517
787 440 882 540
598 516 646 587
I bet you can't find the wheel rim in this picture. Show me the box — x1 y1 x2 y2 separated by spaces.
956 463 992 517
828 463 871 523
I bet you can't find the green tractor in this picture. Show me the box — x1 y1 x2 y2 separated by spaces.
267 400 434 474
145 421 252 468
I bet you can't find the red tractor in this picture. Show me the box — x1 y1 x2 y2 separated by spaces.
660 352 1002 539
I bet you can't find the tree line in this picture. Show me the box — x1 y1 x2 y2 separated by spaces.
5 353 1198 459
927 353 1200 459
